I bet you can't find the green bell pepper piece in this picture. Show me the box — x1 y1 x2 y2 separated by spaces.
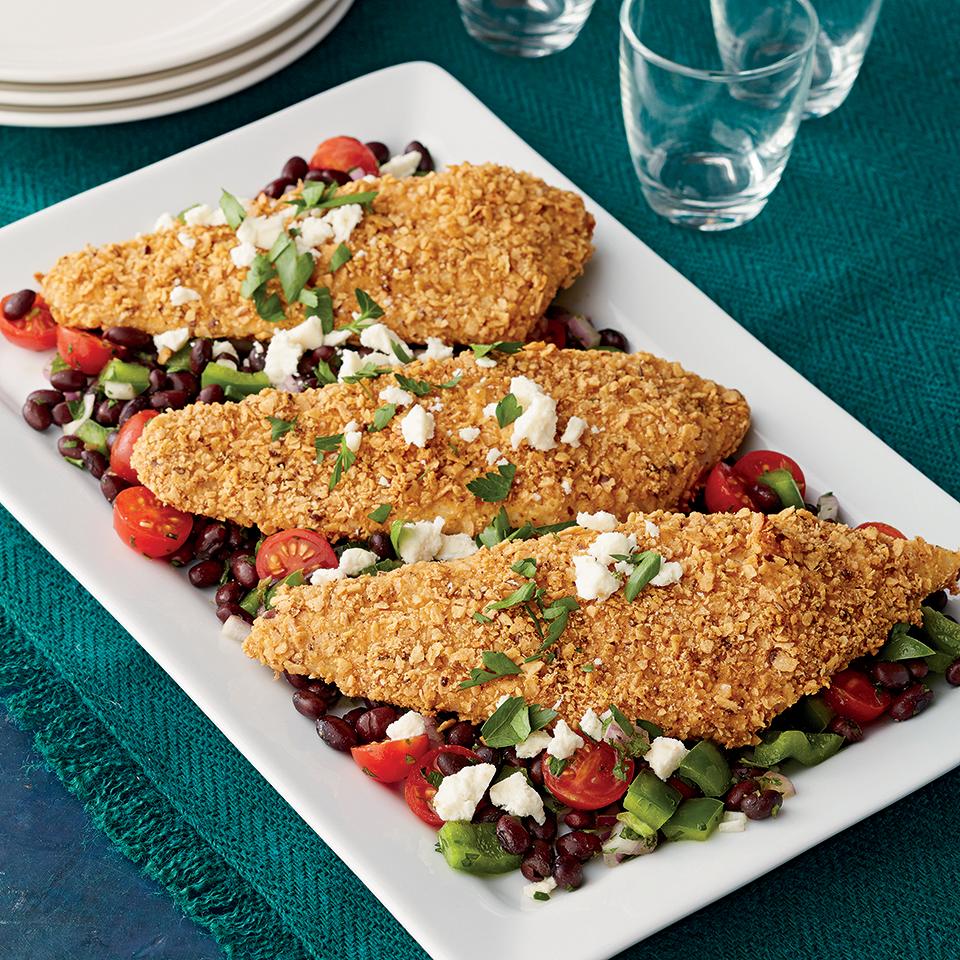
661 798 725 841
759 468 805 510
676 741 731 797
745 730 843 768
437 822 521 875
97 358 150 395
201 362 270 400
623 770 681 830
921 606 960 658
75 419 110 455
879 622 935 661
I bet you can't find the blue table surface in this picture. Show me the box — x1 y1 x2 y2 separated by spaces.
0 704 219 960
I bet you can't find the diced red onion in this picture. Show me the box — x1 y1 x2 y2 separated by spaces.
565 312 601 350
221 614 252 643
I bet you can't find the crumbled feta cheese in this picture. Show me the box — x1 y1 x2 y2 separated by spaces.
343 429 362 453
719 811 748 833
432 763 496 822
508 376 557 451
588 531 637 566
490 771 546 824
577 511 618 532
560 416 588 447
212 340 238 362
360 322 408 364
378 150 422 178
572 555 620 601
523 877 557 900
579 708 604 741
379 385 414 407
152 327 190 354
482 402 498 419
309 547 379 584
229 241 257 268
650 560 683 587
169 285 200 306
386 710 427 741
400 405 435 447
458 427 480 442
476 356 496 368
644 519 660 538
153 212 176 232
337 349 365 381
646 737 689 780
236 212 289 250
177 230 197 249
183 203 226 227
395 517 445 564
324 203 364 244
514 729 552 759
485 446 503 466
531 492 542 502
263 332 301 386
436 534 479 561
378 475 391 487
422 336 453 360
547 719 585 760
297 215 334 249
561 478 573 495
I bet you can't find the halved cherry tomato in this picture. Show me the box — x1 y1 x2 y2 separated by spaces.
110 410 159 484
542 740 632 810
56 326 115 375
704 462 754 513
404 745 482 828
0 294 57 351
113 486 193 558
733 450 807 498
309 136 380 176
822 668 891 725
255 528 337 580
352 734 431 783
855 522 906 540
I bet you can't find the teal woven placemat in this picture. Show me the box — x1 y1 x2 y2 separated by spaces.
1 0 958 957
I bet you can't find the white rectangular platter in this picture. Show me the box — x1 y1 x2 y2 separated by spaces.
0 62 957 960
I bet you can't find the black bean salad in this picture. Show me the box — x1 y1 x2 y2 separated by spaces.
5 136 960 902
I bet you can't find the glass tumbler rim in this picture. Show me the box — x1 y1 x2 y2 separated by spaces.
619 0 819 83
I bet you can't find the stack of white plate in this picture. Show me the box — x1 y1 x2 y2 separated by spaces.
0 0 354 127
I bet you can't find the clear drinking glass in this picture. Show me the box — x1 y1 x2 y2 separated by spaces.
457 0 597 57
804 0 884 118
620 0 819 230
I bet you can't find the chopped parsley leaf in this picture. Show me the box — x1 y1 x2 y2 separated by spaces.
466 462 516 503
510 557 537 579
369 403 397 432
354 287 385 323
314 433 343 457
394 373 432 397
328 435 356 491
219 189 245 230
470 341 525 359
342 362 391 384
266 415 297 441
368 503 392 523
479 695 530 746
459 651 522 690
391 340 414 364
495 392 522 428
330 242 352 273
315 359 337 385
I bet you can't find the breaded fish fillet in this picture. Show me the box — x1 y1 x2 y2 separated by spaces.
244 509 960 747
40 164 594 345
131 343 749 538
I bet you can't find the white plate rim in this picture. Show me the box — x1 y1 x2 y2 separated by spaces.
0 61 958 960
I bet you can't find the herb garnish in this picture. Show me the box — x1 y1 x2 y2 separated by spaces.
510 557 537 579
547 757 568 777
369 403 397 432
466 462 516 503
219 189 245 230
495 393 522 428
330 242 352 273
314 433 343 456
315 359 337 385
391 341 414 364
368 503 392 523
612 550 663 601
342 362 391 384
266 415 297 441
477 696 557 745
394 371 462 397
605 704 651 780
328 436 356 490
459 651 522 689
470 341 525 359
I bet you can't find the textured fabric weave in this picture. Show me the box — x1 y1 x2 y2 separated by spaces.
1 0 958 957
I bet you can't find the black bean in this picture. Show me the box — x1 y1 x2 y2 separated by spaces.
520 839 553 881
215 602 252 624
730 763 765 782
292 689 330 721
3 289 36 320
828 716 863 743
57 435 84 461
556 830 601 862
245 347 266 373
889 683 933 721
563 810 595 830
281 155 309 182
148 368 168 392
444 721 477 747
869 660 911 690
904 658 930 680
94 398 123 427
197 385 224 404
194 521 227 560
597 328 629 352
229 553 259 589
404 140 434 172
168 371 197 398
746 482 781 513
49 401 73 426
528 809 557 841
188 558 223 588
49 368 86 392
150 388 188 410
363 531 391 561
188 339 211 376
307 679 339 705
355 706 399 743
495 815 531 856
741 789 782 820
103 326 151 350
725 778 760 811
80 449 107 480
27 388 64 408
283 670 311 690
436 751 473 777
946 660 960 686
342 707 366 730
552 855 584 890
316 715 358 751
305 167 351 186
224 524 250 553
210 582 240 609
500 746 523 768
22 399 52 431
528 754 545 787
167 540 196 568
473 800 503 824
118 395 150 425
262 176 295 199
924 590 948 612
100 471 131 504
364 141 391 165
471 744 499 765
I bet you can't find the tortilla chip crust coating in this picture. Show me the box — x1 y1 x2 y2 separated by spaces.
244 509 960 747
39 163 594 345
131 343 750 537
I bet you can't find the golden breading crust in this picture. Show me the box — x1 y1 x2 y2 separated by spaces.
39 163 594 345
243 509 960 747
131 343 750 538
